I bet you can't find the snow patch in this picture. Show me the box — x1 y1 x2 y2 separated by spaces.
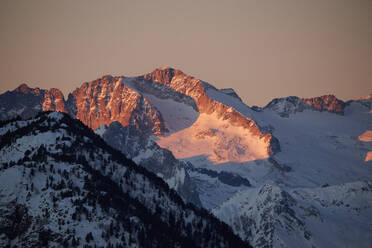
142 93 199 133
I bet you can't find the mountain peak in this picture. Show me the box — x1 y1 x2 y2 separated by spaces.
302 94 344 114
265 94 345 117
14 83 30 91
144 67 187 85
14 83 42 95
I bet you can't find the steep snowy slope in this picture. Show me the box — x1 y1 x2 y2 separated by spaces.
185 163 252 210
0 112 249 248
140 93 199 134
213 181 372 248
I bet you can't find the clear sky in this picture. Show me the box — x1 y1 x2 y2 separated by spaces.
0 0 371 106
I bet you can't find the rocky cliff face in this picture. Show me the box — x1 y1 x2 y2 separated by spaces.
0 84 66 120
67 75 167 134
15 84 66 113
302 95 345 114
42 88 67 113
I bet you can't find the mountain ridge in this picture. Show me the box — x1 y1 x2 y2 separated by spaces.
1 67 371 248
3 68 368 121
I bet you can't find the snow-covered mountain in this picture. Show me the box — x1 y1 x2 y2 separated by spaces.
142 67 280 160
135 69 372 247
0 68 280 206
0 67 371 247
0 112 248 247
213 181 372 248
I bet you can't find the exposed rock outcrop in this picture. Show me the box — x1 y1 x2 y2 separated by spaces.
67 75 168 135
42 88 67 113
303 95 345 114
265 95 345 117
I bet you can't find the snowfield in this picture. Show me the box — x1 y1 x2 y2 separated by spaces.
157 112 269 163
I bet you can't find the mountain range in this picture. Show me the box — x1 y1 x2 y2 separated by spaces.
0 111 247 247
0 67 371 248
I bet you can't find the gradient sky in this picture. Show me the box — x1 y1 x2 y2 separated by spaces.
0 0 371 106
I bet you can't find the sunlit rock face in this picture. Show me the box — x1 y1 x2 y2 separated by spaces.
302 95 345 114
42 88 67 113
67 75 167 135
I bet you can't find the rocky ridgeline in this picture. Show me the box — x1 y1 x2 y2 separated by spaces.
142 67 280 155
1 67 281 155
67 75 167 134
0 84 66 120
264 95 346 117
